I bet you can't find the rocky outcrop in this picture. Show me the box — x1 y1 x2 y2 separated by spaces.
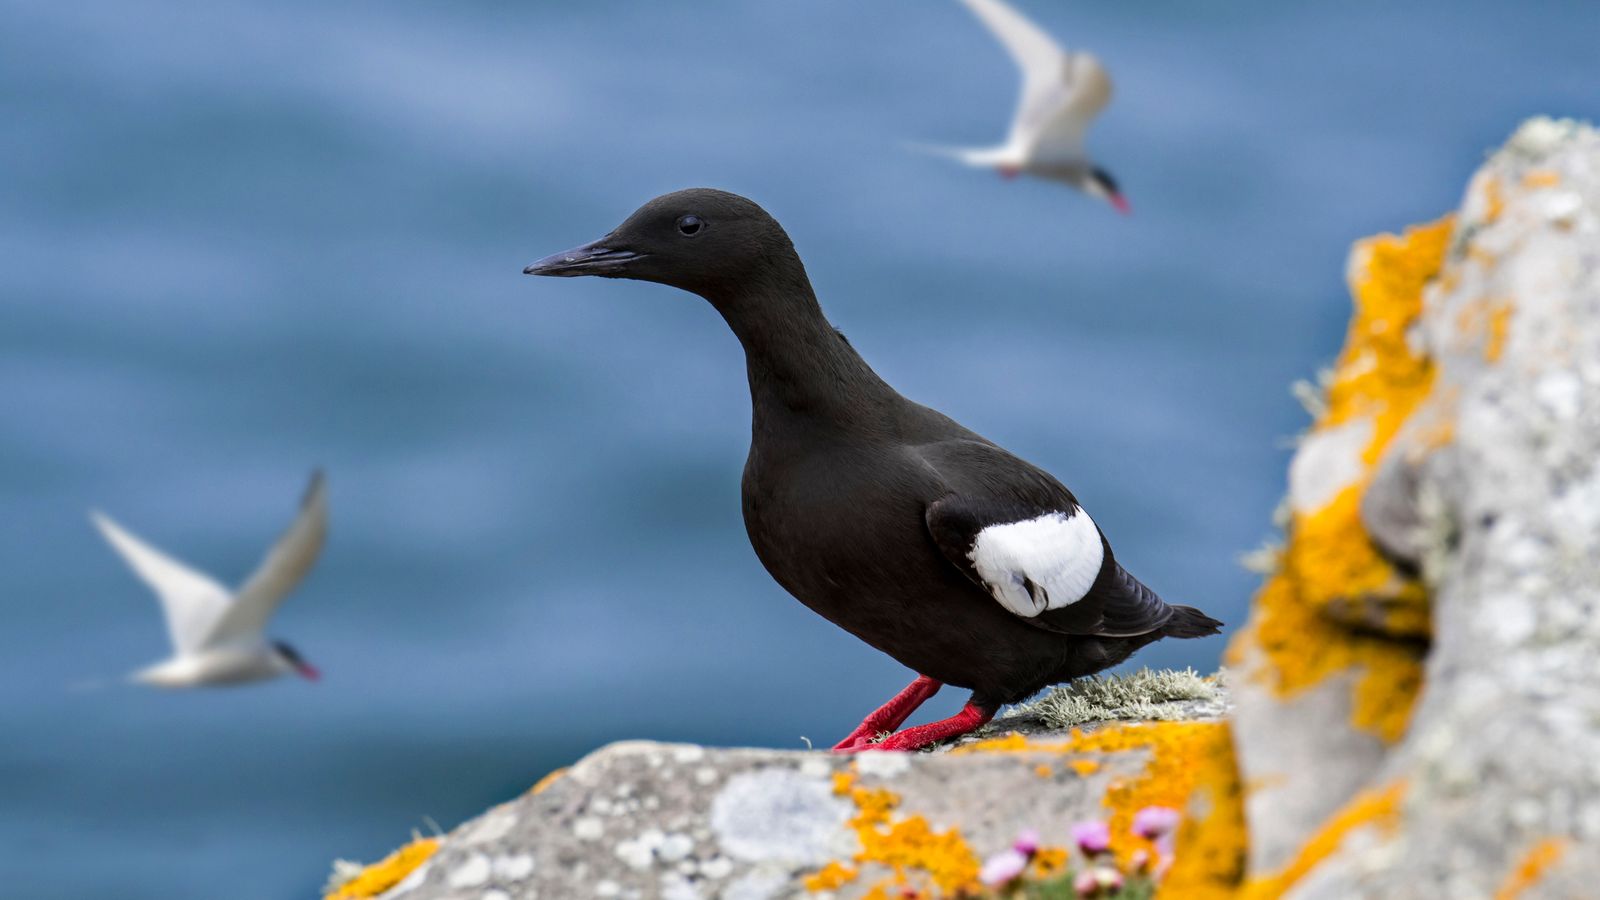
325 671 1235 899
1226 117 1600 898
325 117 1600 900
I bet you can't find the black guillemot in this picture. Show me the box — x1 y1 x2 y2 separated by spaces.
525 189 1221 752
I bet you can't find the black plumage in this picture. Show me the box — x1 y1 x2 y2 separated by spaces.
526 189 1221 751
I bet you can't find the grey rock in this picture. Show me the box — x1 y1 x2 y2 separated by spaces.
1294 117 1600 897
347 675 1225 900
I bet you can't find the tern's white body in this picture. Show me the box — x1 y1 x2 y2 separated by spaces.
93 472 328 688
924 0 1123 207
132 646 295 687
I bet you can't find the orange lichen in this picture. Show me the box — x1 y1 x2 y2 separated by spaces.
956 721 1245 898
529 766 568 795
1160 727 1247 900
1034 764 1054 778
1521 168 1561 189
1240 780 1405 899
1229 216 1453 742
858 813 982 895
1070 758 1101 777
1486 302 1514 362
806 770 981 895
833 770 857 796
803 861 860 892
1237 571 1424 743
1033 847 1070 877
1494 838 1568 900
1482 175 1505 222
324 837 439 900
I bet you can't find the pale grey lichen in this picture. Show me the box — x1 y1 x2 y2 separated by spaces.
323 859 368 896
997 667 1225 731
708 769 850 864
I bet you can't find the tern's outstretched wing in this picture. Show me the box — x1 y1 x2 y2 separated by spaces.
92 511 232 655
205 471 328 647
956 0 1112 159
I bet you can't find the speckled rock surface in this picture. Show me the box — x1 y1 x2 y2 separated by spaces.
1289 119 1600 898
355 679 1227 900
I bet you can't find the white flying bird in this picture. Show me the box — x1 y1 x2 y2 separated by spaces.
91 471 327 688
921 0 1128 212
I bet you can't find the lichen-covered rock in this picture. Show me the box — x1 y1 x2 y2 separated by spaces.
1226 212 1447 881
1284 118 1600 899
1227 117 1600 898
323 672 1234 900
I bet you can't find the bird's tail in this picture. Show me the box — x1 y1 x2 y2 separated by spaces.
902 140 1018 169
1161 605 1223 639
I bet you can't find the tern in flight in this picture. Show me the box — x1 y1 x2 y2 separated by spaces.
922 0 1128 212
91 472 327 687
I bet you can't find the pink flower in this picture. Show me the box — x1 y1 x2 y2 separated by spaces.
1073 869 1100 897
1072 820 1111 856
1129 849 1151 873
1012 828 1041 857
1132 806 1182 840
978 848 1029 888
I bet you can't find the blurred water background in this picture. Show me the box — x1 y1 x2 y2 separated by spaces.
2 1 1595 896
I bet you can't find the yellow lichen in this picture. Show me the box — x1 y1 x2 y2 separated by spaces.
1240 781 1405 899
323 837 439 900
806 770 981 896
1230 216 1453 743
529 766 568 795
1034 763 1054 778
1494 838 1567 900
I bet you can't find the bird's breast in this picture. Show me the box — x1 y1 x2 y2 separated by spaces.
740 444 947 611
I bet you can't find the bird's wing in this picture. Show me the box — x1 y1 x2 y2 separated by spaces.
203 471 328 647
919 441 1172 637
956 0 1112 159
1021 53 1113 162
1024 52 1113 160
91 510 234 655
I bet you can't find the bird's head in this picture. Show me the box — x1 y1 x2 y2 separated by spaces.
271 640 320 682
1082 166 1130 214
523 188 801 299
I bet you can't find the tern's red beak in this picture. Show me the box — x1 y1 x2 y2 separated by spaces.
295 662 321 682
1109 193 1131 215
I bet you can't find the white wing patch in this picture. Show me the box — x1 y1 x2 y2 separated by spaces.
967 509 1104 617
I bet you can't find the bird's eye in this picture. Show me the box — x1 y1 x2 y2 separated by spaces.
676 215 703 237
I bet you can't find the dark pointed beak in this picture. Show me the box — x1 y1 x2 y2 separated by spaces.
523 238 643 278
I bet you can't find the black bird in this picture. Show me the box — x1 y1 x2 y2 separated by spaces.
525 189 1221 751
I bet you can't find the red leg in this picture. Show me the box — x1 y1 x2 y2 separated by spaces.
831 675 942 751
847 701 995 753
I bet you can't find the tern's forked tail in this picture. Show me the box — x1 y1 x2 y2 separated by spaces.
903 140 1020 169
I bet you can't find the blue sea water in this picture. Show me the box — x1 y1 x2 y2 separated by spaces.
1 1 1595 896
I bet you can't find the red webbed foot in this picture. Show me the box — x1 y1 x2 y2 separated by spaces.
834 701 995 753
831 675 941 752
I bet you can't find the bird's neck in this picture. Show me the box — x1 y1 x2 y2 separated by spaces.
705 267 898 434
